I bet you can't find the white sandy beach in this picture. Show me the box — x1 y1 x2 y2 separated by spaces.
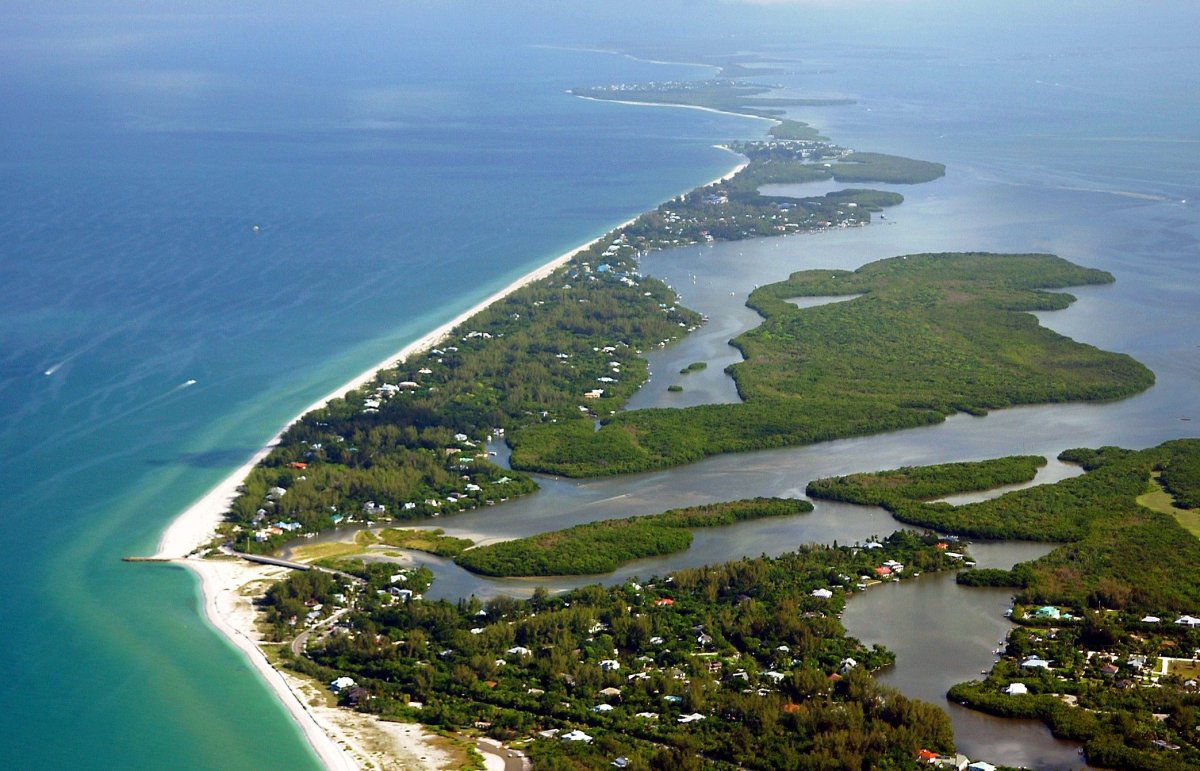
574 93 779 126
158 155 749 769
187 559 454 770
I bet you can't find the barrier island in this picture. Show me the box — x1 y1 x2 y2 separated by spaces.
213 107 941 552
808 439 1200 770
176 64 1157 771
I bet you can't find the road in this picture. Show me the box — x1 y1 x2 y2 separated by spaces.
476 738 530 771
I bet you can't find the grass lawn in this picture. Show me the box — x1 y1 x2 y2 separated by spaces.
288 540 368 563
1137 473 1200 537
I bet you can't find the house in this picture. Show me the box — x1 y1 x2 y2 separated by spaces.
654 598 674 607
967 763 997 771
634 712 658 720
1003 683 1028 695
506 646 531 656
612 759 631 769
561 730 593 743
1175 615 1200 627
330 676 356 693
875 566 893 578
598 687 622 699
811 588 833 599
1032 606 1061 620
677 713 706 723
916 748 940 762
1021 656 1051 669
591 703 614 713
1141 615 1161 623
840 657 858 673
599 659 621 672
1099 663 1120 678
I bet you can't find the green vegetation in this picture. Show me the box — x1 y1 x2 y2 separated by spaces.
281 531 960 769
808 439 1200 768
1161 447 1200 509
809 440 1200 610
374 528 474 558
261 568 351 640
511 253 1154 477
725 147 945 188
680 361 707 374
667 384 684 393
806 456 1046 507
218 79 945 550
455 498 811 577
947 605 1200 770
1138 474 1200 537
768 119 827 142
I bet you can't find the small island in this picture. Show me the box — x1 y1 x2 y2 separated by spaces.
511 252 1154 476
455 498 811 577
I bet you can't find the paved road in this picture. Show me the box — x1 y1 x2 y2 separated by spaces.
476 738 530 771
290 607 351 657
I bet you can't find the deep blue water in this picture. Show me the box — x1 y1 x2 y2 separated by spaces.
1 2 1197 768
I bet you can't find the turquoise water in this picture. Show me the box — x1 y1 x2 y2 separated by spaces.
1 2 1198 768
0 8 762 768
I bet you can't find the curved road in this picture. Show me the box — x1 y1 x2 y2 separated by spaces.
476 738 529 771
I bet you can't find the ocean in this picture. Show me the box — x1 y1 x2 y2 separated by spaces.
1 2 1197 768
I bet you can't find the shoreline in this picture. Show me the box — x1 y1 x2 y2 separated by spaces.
185 558 455 770
154 157 746 562
573 93 779 126
159 155 751 768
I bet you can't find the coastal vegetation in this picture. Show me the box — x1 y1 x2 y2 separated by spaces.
277 531 961 769
808 440 1200 609
371 528 474 559
808 440 1200 768
454 498 811 577
510 253 1154 477
217 91 946 550
679 361 707 374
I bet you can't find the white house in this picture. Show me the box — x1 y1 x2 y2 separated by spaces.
1003 683 1028 696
